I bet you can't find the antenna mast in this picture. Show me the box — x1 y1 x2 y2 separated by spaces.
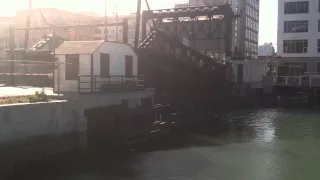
134 0 141 48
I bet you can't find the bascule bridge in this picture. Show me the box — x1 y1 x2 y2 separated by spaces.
137 4 240 107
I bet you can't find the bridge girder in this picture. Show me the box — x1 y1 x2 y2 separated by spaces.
141 4 238 56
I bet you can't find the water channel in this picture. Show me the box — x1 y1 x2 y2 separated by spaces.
11 108 320 180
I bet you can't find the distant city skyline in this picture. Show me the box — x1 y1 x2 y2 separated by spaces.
0 0 277 46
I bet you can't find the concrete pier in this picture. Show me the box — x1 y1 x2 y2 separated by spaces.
0 90 154 175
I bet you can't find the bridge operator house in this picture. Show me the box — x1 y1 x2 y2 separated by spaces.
54 41 138 93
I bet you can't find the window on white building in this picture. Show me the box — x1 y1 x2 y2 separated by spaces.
284 20 308 33
283 39 308 53
284 1 309 14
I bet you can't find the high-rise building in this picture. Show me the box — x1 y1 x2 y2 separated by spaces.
258 43 275 56
186 0 260 59
277 0 320 75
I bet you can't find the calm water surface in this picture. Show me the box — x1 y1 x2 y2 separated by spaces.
14 108 320 180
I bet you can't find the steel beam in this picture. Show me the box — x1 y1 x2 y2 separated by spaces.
13 22 123 31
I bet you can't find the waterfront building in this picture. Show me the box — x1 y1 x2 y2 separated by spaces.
277 0 320 76
54 41 138 93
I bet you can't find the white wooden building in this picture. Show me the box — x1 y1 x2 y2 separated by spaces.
54 40 138 93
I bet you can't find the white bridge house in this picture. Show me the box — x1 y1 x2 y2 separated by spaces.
54 41 141 93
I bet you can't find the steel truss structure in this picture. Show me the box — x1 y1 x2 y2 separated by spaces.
141 4 240 56
138 28 233 106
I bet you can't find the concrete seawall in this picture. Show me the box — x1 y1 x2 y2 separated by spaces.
0 91 154 176
0 101 73 144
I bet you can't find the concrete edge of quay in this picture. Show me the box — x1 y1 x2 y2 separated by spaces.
0 90 154 176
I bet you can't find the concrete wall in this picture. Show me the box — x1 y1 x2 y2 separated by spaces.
0 90 154 174
232 60 267 87
71 90 155 132
0 101 75 144
0 90 154 145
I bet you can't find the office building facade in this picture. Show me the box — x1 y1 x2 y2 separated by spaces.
277 0 320 76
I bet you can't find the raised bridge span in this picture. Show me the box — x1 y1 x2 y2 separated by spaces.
136 4 239 107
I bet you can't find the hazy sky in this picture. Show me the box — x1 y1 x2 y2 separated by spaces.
0 0 277 45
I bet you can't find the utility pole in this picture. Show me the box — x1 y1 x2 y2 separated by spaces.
8 26 15 86
115 5 118 42
134 0 141 48
104 0 108 41
24 0 32 50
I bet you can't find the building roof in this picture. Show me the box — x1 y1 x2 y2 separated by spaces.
55 40 104 55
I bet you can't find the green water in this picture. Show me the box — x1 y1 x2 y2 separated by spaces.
12 108 320 180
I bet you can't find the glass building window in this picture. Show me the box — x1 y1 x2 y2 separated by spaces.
283 39 308 53
284 21 308 33
284 1 309 14
278 63 307 76
318 39 320 52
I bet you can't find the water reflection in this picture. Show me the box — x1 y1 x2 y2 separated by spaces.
10 108 320 180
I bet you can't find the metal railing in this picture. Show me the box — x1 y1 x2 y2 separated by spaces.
78 75 145 93
274 75 320 87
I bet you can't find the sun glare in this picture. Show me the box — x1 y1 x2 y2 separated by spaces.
0 0 176 17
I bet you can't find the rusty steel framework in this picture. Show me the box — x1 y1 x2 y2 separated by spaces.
141 4 240 56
